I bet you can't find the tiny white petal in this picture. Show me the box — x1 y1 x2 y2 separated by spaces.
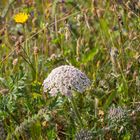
43 65 91 96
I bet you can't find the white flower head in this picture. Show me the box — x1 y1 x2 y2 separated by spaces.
108 106 127 123
43 65 91 96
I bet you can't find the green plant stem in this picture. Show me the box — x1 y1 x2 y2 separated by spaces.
5 106 20 125
69 96 84 128
20 53 36 74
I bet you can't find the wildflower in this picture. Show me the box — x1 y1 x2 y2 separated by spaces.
108 106 127 123
13 13 29 24
43 65 91 97
0 121 7 140
75 129 93 140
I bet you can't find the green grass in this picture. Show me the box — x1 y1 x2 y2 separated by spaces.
0 0 140 139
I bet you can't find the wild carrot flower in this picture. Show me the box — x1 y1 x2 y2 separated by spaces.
43 65 91 97
0 121 7 140
108 106 127 123
13 12 29 24
75 129 93 140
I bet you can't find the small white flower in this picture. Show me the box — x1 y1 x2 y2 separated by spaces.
43 65 91 96
108 106 127 123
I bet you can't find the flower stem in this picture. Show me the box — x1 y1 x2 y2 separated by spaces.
69 96 84 128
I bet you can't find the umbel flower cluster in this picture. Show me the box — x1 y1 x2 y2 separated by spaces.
43 65 91 96
75 129 93 140
0 121 7 140
108 106 128 123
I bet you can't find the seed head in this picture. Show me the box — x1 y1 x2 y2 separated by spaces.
12 58 18 66
43 65 91 96
110 47 118 63
75 129 93 140
108 106 127 123
33 47 39 55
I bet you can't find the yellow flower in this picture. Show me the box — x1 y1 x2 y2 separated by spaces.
13 12 29 24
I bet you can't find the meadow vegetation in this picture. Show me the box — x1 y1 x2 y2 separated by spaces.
0 0 140 139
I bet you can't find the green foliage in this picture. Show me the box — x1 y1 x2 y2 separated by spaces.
0 0 140 139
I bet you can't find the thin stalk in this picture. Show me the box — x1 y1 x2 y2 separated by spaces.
69 96 84 128
20 53 36 74
95 97 98 118
34 54 38 81
117 60 128 95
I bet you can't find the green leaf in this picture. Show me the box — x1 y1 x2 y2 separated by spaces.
103 91 116 110
123 132 131 140
30 121 42 140
99 18 110 38
82 47 98 63
32 92 42 99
